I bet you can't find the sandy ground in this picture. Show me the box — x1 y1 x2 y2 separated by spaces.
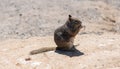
0 33 120 69
0 0 120 69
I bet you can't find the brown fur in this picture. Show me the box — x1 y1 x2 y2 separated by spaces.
54 15 83 51
30 15 83 55
30 47 56 55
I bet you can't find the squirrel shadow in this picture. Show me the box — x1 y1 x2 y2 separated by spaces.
55 47 84 57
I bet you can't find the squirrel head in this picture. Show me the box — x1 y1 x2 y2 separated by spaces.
67 15 83 31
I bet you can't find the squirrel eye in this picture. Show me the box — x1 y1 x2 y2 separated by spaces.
74 21 78 23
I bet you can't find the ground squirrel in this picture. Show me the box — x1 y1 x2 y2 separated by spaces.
30 15 83 55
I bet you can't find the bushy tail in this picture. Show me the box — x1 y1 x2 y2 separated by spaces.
30 47 56 55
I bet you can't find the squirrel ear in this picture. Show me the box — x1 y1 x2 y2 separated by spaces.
69 15 72 21
69 15 72 18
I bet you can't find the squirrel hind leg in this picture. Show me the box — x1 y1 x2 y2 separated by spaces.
56 45 77 52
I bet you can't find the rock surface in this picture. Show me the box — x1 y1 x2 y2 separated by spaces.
0 34 120 69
